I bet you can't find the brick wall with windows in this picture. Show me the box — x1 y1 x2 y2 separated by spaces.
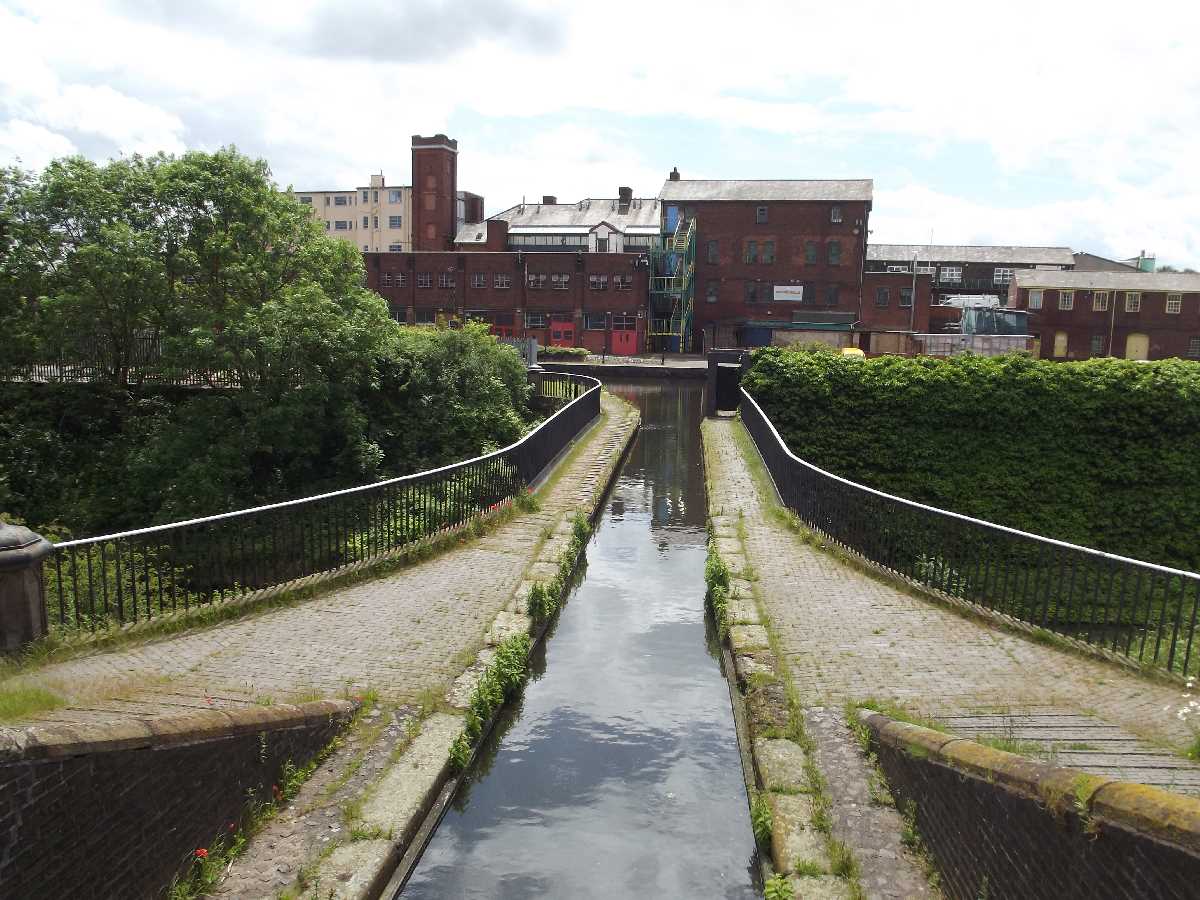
687 198 870 345
365 250 648 353
859 271 933 335
1013 285 1200 360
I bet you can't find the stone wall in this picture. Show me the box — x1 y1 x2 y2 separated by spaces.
0 700 355 899
859 710 1200 900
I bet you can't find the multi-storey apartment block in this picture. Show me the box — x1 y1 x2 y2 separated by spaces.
1010 270 1200 361
295 175 411 253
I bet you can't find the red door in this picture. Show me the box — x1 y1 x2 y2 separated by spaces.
491 325 514 338
611 329 636 355
550 324 575 347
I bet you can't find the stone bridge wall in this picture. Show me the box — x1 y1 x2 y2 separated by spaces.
859 710 1200 900
0 700 355 899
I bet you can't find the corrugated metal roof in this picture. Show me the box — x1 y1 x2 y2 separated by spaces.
1014 270 1200 291
508 226 592 235
658 179 872 202
491 198 660 231
868 244 1075 266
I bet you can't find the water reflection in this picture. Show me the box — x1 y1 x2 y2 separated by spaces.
399 381 758 899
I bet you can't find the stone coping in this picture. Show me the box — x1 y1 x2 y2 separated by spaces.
859 708 1200 855
0 699 357 763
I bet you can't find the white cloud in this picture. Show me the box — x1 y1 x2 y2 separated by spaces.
0 0 1197 265
0 119 77 170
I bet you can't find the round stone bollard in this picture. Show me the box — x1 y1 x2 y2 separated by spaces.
0 521 52 651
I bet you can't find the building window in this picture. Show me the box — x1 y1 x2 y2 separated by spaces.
471 272 486 289
363 244 369 251
362 216 369 228
523 312 546 328
551 273 570 290
1125 291 1141 312
1188 338 1200 359
396 273 407 287
334 220 349 230
1028 289 1043 310
438 272 455 289
825 285 840 306
994 267 1014 284
612 314 636 331
706 283 718 304
389 215 402 228
1093 291 1109 312
300 196 312 204
1059 290 1074 311
495 273 512 289
585 313 607 330
805 241 818 265
762 241 776 264
382 272 393 287
373 190 378 202
939 266 962 283
388 243 402 252
1053 330 1068 358
373 216 379 228
875 287 889 307
900 288 913 308
589 274 608 290
527 273 547 290
614 274 632 290
594 237 609 253
335 196 348 206
744 240 758 264
756 206 768 224
1166 293 1183 314
1090 334 1105 356
325 196 331 206
744 282 762 303
388 189 402 203
827 241 842 266
414 309 436 324
362 190 369 202
417 272 432 288
706 240 719 264
830 205 842 224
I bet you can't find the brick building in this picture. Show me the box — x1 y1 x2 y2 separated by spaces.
290 135 483 253
1010 270 1200 360
657 173 873 351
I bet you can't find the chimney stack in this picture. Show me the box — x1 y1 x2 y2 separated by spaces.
668 166 680 181
618 186 632 212
542 195 557 205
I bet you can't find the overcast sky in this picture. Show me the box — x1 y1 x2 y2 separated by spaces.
2 0 1198 267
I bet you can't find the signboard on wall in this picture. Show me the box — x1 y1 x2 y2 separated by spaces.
773 285 804 302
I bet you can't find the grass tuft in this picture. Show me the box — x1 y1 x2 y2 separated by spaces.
0 684 66 721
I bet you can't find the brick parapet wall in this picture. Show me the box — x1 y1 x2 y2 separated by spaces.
860 710 1200 899
0 699 356 899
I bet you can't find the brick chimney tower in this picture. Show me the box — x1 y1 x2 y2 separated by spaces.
411 134 458 250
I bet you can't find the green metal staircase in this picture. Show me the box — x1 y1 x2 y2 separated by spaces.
647 215 696 352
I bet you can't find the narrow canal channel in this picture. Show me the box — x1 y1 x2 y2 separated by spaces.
399 380 758 898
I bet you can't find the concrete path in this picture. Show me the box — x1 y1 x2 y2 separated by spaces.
703 417 1200 796
6 395 636 725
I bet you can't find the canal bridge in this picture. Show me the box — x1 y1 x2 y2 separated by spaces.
1 366 1199 899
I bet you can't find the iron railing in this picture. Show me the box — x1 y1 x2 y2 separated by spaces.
740 387 1200 676
43 372 600 633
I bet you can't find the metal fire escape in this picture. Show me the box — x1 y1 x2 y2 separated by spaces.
647 215 695 352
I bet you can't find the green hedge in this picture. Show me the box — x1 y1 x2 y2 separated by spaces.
742 349 1200 571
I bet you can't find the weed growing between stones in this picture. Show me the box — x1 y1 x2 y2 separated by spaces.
750 791 773 847
167 698 372 900
793 858 825 877
763 873 794 899
528 510 592 624
704 538 732 637
448 632 533 774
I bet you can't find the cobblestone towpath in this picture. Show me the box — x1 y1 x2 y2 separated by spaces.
703 416 1200 896
5 395 636 724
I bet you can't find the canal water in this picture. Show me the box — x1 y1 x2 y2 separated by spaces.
399 380 758 899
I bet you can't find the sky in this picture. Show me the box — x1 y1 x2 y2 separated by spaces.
1 0 1198 268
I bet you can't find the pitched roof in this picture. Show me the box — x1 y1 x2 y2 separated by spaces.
1014 270 1200 291
454 222 490 244
1071 251 1140 272
491 198 660 232
867 244 1075 266
658 179 872 202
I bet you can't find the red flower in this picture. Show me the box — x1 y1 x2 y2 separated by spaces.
195 848 208 860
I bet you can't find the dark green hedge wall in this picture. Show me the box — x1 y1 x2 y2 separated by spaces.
742 349 1200 570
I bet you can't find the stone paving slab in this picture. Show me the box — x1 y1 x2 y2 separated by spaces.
4 395 636 725
703 417 1200 798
